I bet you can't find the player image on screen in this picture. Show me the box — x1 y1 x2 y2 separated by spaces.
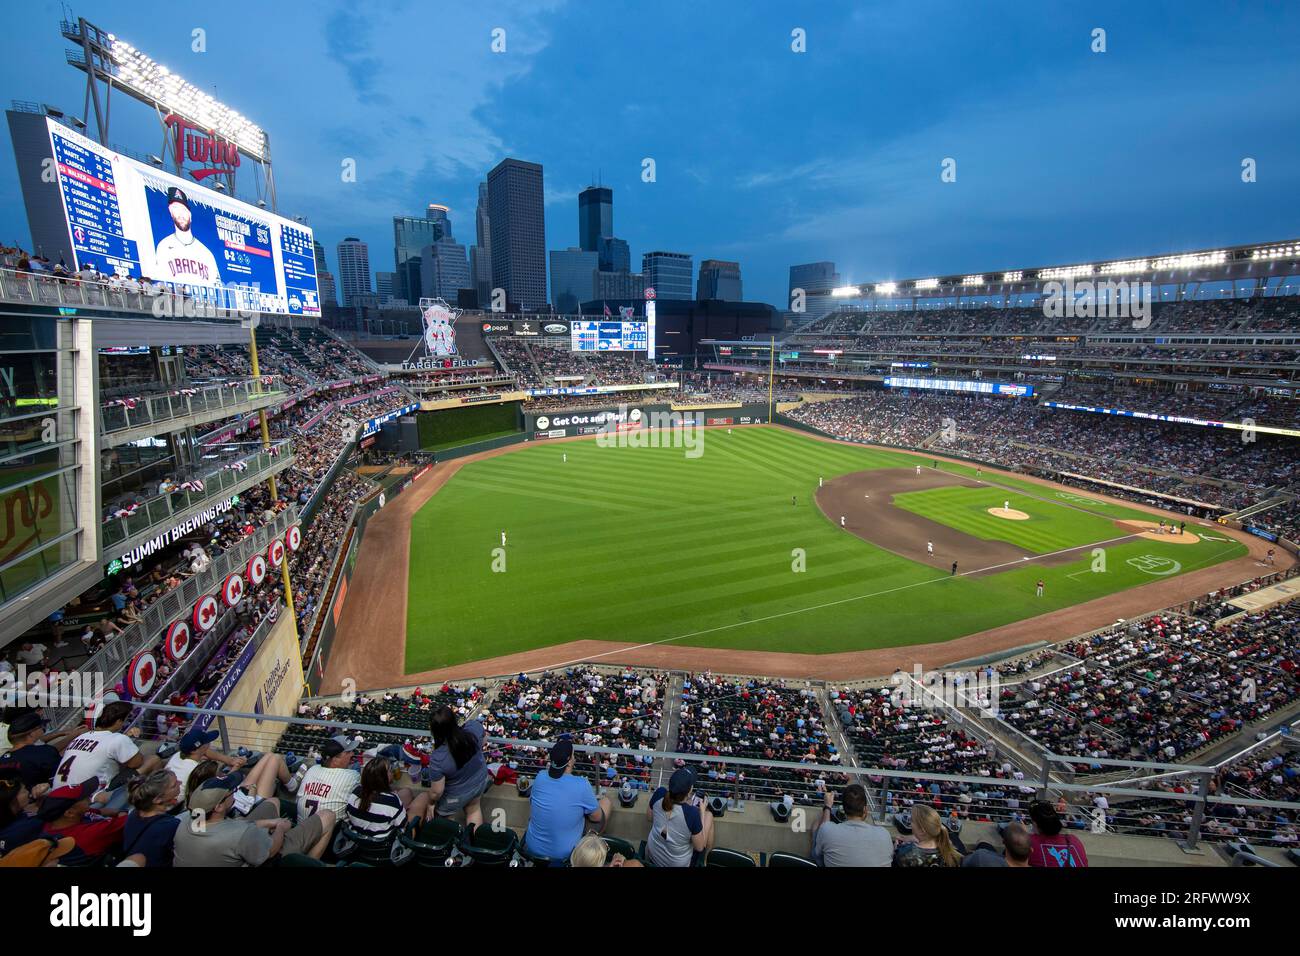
153 187 221 288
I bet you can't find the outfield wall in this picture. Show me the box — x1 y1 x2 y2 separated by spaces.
416 401 521 449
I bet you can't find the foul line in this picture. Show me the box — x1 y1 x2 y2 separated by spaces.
530 530 1147 673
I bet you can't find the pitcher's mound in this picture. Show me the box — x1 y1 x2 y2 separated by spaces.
988 507 1029 520
1116 520 1199 544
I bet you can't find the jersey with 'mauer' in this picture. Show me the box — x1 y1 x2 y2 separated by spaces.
154 232 222 287
296 765 360 819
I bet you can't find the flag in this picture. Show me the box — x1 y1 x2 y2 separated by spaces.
603 302 611 317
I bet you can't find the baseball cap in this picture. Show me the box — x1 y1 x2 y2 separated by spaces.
37 782 97 821
547 739 574 777
320 734 362 762
669 767 696 797
165 186 190 208
0 836 76 868
188 781 237 814
179 729 219 754
7 711 45 737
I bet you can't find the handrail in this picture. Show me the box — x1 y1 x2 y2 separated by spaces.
100 376 283 436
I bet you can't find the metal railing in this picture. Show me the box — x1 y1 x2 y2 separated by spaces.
47 508 297 729
0 266 251 321
101 439 294 550
100 376 284 437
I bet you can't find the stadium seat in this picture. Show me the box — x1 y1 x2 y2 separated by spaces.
400 818 464 867
331 823 412 867
602 835 640 864
767 851 818 868
519 835 560 867
705 847 756 867
459 824 520 867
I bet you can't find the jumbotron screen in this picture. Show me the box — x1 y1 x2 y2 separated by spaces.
44 118 320 316
884 376 1034 397
570 320 648 352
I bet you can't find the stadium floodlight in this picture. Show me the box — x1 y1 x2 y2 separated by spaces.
1251 244 1299 260
830 285 861 297
1002 271 1023 282
101 32 267 160
1037 264 1094 281
1099 259 1149 275
1150 251 1226 270
961 274 985 286
876 282 898 295
256 199 267 208
914 278 939 290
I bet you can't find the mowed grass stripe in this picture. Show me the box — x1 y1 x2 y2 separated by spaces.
404 428 1247 669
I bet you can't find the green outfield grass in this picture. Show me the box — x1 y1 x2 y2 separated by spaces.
403 427 1247 670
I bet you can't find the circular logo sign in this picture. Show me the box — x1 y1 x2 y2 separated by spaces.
192 593 220 633
536 416 550 430
246 553 267 587
164 620 191 663
221 572 245 607
125 650 158 697
286 525 302 552
268 538 286 567
630 408 643 423
644 286 656 300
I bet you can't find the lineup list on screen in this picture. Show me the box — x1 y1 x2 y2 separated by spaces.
50 132 141 275
570 321 649 352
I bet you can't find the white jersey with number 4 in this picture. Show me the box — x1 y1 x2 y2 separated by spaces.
55 730 139 791
154 232 222 288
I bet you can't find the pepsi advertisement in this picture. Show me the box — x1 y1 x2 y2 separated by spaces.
46 118 320 316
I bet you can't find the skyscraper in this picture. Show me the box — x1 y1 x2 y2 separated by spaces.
421 238 472 302
788 261 841 323
549 247 599 313
578 186 613 253
697 259 743 301
336 237 372 307
598 236 630 273
487 158 547 310
642 251 694 300
375 271 397 299
394 206 452 302
472 181 492 305
312 240 338 307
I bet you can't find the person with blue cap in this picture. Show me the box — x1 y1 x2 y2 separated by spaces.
163 728 247 806
522 737 610 864
644 765 714 867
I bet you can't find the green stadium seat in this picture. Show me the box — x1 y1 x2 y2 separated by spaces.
706 847 757 867
278 853 327 867
331 823 412 867
459 824 520 867
767 851 818 868
400 818 464 867
602 835 640 864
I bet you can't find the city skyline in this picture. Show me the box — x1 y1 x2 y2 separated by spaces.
0 2 1298 308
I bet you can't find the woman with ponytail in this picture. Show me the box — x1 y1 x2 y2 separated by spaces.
893 804 963 867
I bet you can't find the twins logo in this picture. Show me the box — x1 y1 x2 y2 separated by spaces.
1126 554 1181 576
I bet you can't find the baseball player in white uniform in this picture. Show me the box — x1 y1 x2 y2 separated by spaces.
154 187 221 290
297 734 362 820
501 530 507 547
927 541 934 556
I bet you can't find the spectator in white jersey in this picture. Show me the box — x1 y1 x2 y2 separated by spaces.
164 729 246 806
54 701 160 812
297 734 362 823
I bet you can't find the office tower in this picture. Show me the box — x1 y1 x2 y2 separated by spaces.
421 238 472 302
642 251 694 300
336 237 372 306
697 259 743 301
549 248 599 313
578 185 613 253
788 261 841 322
487 158 547 310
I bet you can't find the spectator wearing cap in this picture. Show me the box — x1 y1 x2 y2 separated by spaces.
523 738 610 863
1027 801 1089 867
645 766 714 867
164 729 246 804
0 711 62 791
811 783 892 867
962 821 1033 867
425 704 490 828
0 835 78 868
174 778 332 866
296 734 362 823
38 781 127 865
0 775 42 852
122 771 181 867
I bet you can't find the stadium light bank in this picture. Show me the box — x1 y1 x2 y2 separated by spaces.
594 403 704 458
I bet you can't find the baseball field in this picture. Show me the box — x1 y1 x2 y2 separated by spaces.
401 426 1248 671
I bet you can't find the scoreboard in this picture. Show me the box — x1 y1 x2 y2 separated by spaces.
884 376 1035 397
570 321 648 352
